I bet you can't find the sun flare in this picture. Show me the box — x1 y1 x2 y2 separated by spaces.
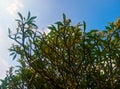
0 0 23 17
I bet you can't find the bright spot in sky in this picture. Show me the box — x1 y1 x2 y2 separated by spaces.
6 0 23 17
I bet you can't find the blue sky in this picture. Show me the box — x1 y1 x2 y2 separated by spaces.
0 0 120 79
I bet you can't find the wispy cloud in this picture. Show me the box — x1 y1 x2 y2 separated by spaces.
0 26 5 48
0 26 9 79
0 58 9 79
6 0 23 17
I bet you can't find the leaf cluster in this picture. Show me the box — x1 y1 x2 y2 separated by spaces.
1 12 120 89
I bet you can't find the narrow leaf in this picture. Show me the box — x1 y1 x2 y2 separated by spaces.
30 23 38 28
83 21 86 32
29 16 37 21
105 26 111 30
10 52 15 56
27 11 31 20
15 19 21 22
55 21 63 26
13 54 17 60
63 13 66 24
17 12 23 20
48 25 56 31
8 28 11 35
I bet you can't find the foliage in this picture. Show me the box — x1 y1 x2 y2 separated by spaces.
0 12 120 89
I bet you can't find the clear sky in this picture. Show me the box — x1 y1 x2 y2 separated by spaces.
0 0 120 79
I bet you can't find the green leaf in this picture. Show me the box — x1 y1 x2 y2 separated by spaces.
13 54 17 60
83 21 86 32
29 16 37 21
27 11 31 20
89 29 98 33
108 22 115 29
27 16 37 24
28 38 32 44
30 22 38 28
25 30 34 36
16 36 21 39
15 19 22 22
10 52 15 56
8 28 11 36
48 25 56 31
63 13 66 24
105 26 111 30
55 21 63 26
108 29 113 32
17 12 23 21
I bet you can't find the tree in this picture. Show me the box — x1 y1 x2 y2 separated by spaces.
1 12 120 89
